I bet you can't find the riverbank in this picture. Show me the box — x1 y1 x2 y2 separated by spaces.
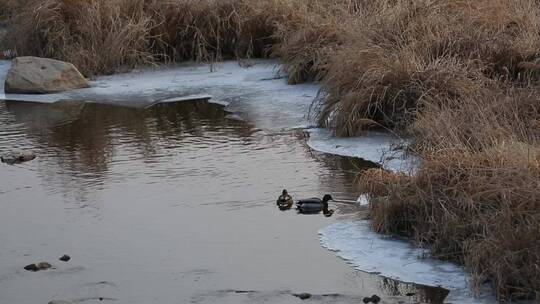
0 59 496 303
0 81 456 304
0 59 412 172
1 0 538 301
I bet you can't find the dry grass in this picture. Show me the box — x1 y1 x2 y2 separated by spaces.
2 0 302 75
1 0 295 75
358 168 409 197
0 0 17 24
3 0 540 301
271 1 353 84
324 1 540 300
315 3 540 299
312 0 540 135
361 88 539 300
364 141 539 300
4 0 154 75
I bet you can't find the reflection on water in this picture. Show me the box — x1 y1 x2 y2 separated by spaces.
0 100 448 304
0 100 368 203
4 100 85 129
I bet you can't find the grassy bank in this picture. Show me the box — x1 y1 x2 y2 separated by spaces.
1 0 331 75
2 0 539 301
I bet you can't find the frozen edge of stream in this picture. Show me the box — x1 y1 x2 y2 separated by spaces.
0 60 411 172
320 221 497 303
0 59 495 303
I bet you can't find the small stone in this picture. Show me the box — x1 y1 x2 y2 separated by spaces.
24 264 39 272
370 294 381 304
36 261 52 270
48 301 72 304
59 254 71 262
234 290 255 294
363 295 381 304
294 293 312 300
1 150 36 164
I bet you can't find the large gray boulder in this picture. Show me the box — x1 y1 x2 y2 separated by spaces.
4 56 89 94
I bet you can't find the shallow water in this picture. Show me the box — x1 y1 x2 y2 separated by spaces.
0 100 454 304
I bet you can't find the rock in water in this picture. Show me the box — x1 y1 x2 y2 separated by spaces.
59 254 71 262
362 295 381 304
293 293 312 300
1 150 36 164
4 56 89 94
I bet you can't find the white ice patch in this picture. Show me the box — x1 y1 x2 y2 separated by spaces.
307 128 417 173
319 220 497 304
356 194 370 206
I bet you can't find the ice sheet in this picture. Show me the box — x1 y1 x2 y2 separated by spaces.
306 128 417 172
319 221 497 303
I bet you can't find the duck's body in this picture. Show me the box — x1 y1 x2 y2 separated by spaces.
296 194 334 216
296 198 325 212
276 189 294 210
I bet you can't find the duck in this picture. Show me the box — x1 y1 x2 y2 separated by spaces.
276 189 294 210
296 194 334 216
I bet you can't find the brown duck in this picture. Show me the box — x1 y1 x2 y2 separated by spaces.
276 189 294 210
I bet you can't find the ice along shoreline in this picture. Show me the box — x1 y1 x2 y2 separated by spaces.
0 59 410 171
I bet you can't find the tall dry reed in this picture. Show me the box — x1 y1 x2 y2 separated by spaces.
360 88 539 300
3 0 304 75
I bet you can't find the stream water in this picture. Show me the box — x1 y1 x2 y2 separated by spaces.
0 100 455 304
